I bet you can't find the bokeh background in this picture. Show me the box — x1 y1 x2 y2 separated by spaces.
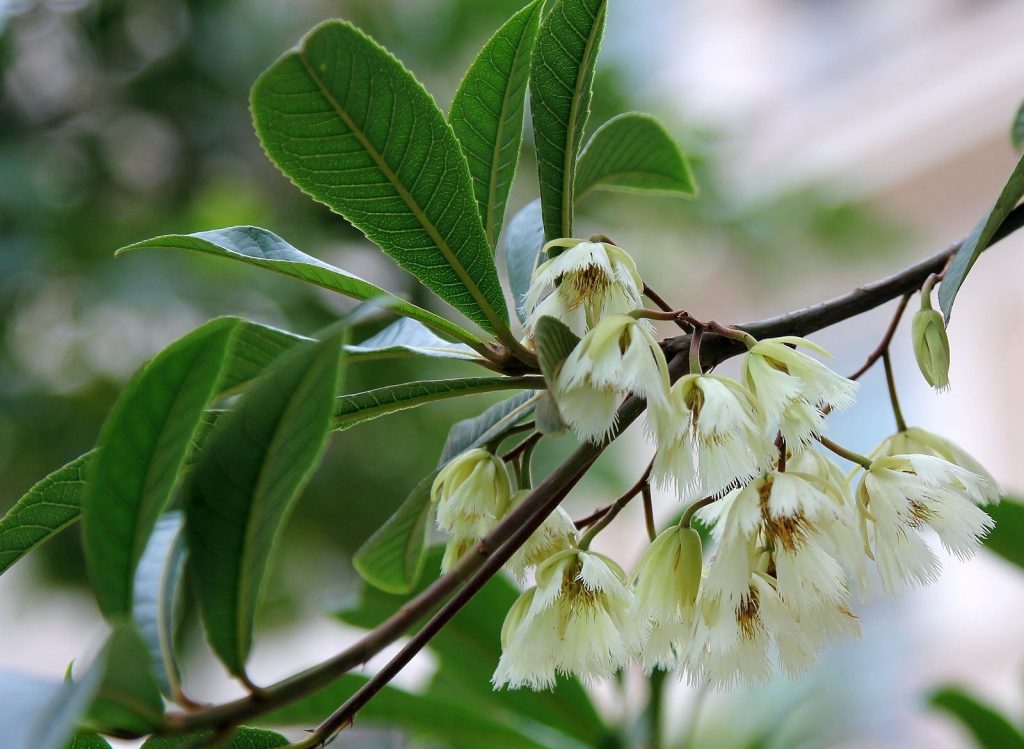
1 0 1022 747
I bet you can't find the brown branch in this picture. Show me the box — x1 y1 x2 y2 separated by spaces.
144 202 1024 742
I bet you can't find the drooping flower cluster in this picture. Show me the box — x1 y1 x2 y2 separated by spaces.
429 237 1000 692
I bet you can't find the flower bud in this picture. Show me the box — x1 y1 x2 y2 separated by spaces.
912 305 950 390
431 448 512 537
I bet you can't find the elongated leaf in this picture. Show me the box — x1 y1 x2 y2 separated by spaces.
68 737 113 748
450 0 544 248
440 390 537 465
355 391 538 593
0 451 93 578
141 728 288 748
132 512 187 699
576 112 697 197
119 227 482 348
0 668 103 749
1013 99 1024 151
0 319 304 582
530 0 608 240
251 22 511 336
258 674 574 749
84 317 237 620
345 317 481 363
939 153 1024 321
88 626 165 736
501 199 545 322
984 497 1024 569
187 331 345 675
333 375 543 432
340 548 608 747
930 687 1024 749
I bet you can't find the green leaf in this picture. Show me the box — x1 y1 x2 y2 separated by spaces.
501 199 545 322
261 675 573 749
333 375 543 432
0 451 93 578
1012 98 1024 151
0 319 303 582
118 227 482 349
983 497 1024 569
250 22 511 336
354 391 537 594
83 317 238 620
450 0 544 248
0 668 103 749
530 0 608 240
88 626 165 735
345 317 482 363
140 728 289 749
352 470 437 595
132 511 187 699
338 548 608 747
187 331 346 675
939 153 1024 321
929 686 1024 749
439 390 537 466
576 113 697 198
67 737 113 749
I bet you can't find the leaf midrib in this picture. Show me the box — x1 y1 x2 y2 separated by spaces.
560 0 606 238
295 52 508 339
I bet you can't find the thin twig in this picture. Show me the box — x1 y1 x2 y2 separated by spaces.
579 460 655 549
642 483 657 542
848 292 912 381
882 349 908 432
501 431 542 463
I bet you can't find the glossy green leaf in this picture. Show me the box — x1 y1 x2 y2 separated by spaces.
983 497 1024 569
216 319 309 394
1012 98 1024 151
251 22 511 336
0 451 93 578
118 227 482 348
576 112 697 198
0 668 103 749
930 686 1024 749
439 390 537 466
345 317 481 363
88 626 165 736
450 0 544 248
257 674 568 749
67 736 113 749
530 0 608 240
939 153 1024 321
140 727 288 748
132 511 187 699
501 199 544 322
83 317 237 620
333 375 543 432
354 391 537 593
187 331 346 675
339 548 608 746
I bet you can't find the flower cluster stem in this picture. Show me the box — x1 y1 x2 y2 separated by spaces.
882 349 908 432
817 435 873 471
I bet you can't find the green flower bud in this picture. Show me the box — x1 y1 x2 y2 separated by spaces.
912 305 950 390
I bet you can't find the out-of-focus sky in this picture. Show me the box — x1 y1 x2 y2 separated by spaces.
1 1 1022 747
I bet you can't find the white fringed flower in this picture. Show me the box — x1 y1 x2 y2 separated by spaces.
651 374 773 499
857 454 995 594
524 239 644 336
431 448 512 537
556 315 670 443
506 491 578 581
629 525 703 671
742 336 857 446
872 428 1001 503
493 549 634 689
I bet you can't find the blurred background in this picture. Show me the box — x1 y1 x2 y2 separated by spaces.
1 0 1022 747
